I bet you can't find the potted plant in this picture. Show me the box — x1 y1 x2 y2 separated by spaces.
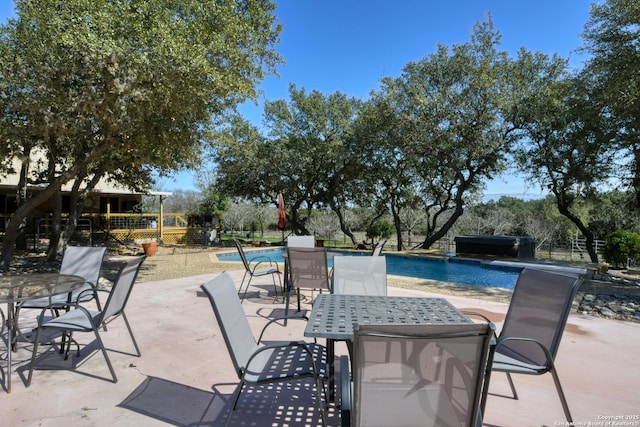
141 239 158 256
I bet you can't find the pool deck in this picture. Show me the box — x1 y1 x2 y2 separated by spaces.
2 268 639 426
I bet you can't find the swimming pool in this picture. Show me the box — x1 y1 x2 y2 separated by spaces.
217 248 522 289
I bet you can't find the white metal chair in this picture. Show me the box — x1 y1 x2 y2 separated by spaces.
201 272 328 427
27 256 146 386
341 322 495 427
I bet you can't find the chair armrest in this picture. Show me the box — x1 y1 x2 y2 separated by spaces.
462 311 498 342
340 355 352 427
249 256 279 271
461 311 491 322
75 287 101 302
35 300 95 327
494 336 556 367
257 313 310 344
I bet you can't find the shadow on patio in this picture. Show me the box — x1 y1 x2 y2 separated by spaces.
119 375 339 426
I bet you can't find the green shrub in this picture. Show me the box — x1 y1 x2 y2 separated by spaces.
604 229 640 267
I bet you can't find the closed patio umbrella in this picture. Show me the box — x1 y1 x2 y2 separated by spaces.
277 193 287 241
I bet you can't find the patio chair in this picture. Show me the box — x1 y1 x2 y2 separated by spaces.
14 246 107 341
331 255 388 372
287 235 316 248
27 256 146 386
482 268 583 423
331 256 387 296
233 239 282 303
17 246 107 311
371 239 386 256
200 272 328 427
285 247 330 316
341 322 495 427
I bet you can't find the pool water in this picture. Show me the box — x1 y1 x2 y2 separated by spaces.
217 248 521 289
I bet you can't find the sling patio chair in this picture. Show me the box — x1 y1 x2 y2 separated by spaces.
341 322 495 427
331 255 387 296
27 256 146 386
481 267 584 423
287 235 316 248
233 239 282 303
285 246 330 317
14 246 107 341
201 272 329 427
331 255 388 370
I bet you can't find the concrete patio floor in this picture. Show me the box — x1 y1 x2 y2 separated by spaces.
1 268 639 426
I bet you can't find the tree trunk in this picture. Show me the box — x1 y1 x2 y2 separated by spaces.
556 197 599 263
46 188 63 261
421 203 464 249
329 202 357 246
0 185 62 270
390 203 404 251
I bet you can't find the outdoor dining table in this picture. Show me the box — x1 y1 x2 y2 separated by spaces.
303 293 473 401
0 273 85 393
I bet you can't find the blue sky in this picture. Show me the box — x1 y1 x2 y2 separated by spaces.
1 1 596 199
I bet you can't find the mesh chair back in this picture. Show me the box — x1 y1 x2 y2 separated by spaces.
100 256 145 321
353 323 493 427
60 246 107 299
233 239 252 272
498 268 583 366
332 256 387 296
287 235 316 248
201 272 259 377
287 247 330 291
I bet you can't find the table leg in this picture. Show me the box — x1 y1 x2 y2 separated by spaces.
481 341 496 414
284 259 290 326
327 338 335 402
5 302 14 393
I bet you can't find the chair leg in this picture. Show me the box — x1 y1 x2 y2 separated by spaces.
63 331 80 359
121 312 141 357
225 381 245 427
550 368 573 423
315 377 327 427
93 328 118 383
271 273 283 303
278 273 284 296
505 372 519 400
26 325 44 387
238 272 251 303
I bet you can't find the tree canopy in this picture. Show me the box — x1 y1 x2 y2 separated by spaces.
581 0 640 205
0 0 282 268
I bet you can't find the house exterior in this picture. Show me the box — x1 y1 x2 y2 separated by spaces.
0 157 189 247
